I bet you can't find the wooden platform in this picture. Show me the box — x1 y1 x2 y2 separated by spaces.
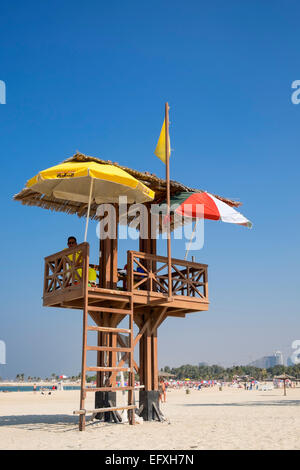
43 245 209 318
44 285 209 317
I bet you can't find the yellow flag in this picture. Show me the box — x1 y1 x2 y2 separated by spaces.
154 119 171 164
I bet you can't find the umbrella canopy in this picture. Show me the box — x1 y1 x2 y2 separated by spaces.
158 371 175 378
167 191 252 228
274 374 296 396
26 161 155 241
26 161 155 204
274 374 296 380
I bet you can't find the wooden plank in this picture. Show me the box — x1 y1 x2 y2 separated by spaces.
87 306 131 314
131 290 209 308
87 326 131 334
148 297 174 306
86 366 132 372
129 250 208 269
44 242 88 262
84 386 135 392
88 288 132 297
86 345 131 352
74 405 137 415
89 287 132 297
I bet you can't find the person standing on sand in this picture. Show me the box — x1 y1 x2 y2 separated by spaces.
159 379 166 403
33 383 37 394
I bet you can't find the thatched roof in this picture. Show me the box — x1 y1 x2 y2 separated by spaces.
274 374 296 380
14 152 242 222
158 371 176 378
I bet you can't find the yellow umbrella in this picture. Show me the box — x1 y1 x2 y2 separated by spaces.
27 161 155 240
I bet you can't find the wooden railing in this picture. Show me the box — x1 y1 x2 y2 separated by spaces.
43 245 208 303
127 251 208 301
43 243 89 301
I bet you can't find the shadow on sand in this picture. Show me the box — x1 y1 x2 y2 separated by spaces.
0 414 99 432
183 399 300 407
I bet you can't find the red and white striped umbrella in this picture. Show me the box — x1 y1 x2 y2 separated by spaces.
171 191 252 228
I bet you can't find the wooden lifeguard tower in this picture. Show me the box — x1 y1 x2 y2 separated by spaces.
14 152 242 431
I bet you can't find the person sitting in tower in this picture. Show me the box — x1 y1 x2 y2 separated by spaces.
66 236 97 287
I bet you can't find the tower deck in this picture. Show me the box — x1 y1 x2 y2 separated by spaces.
43 244 209 317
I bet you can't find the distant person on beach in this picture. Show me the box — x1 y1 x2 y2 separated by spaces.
33 383 37 393
159 379 166 403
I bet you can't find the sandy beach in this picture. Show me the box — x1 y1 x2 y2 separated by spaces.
0 386 299 450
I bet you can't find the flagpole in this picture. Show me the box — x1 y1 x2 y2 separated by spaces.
184 220 199 260
165 102 172 299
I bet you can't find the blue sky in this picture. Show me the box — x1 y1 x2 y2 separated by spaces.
0 1 300 378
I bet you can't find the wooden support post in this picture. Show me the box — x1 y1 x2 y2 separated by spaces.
152 328 158 390
79 244 89 431
97 211 119 389
137 208 161 394
111 204 119 290
144 319 152 391
139 328 145 387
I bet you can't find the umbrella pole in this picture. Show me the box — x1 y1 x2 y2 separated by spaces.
184 220 199 260
84 178 94 242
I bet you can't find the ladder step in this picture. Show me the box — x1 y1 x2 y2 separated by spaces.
84 386 135 392
74 405 137 415
86 366 132 372
87 326 131 334
88 306 133 314
87 345 132 353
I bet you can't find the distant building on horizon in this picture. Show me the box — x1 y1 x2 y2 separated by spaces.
248 350 284 368
287 352 300 366
287 356 294 366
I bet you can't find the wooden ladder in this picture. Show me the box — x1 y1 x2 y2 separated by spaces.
75 295 136 431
